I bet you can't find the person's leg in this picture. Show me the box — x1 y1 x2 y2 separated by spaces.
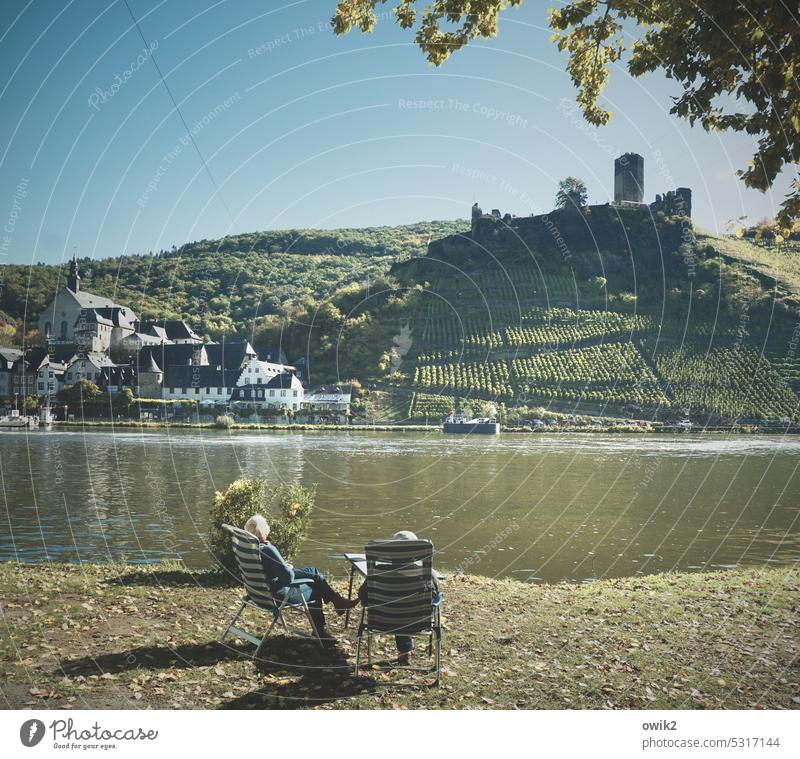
286 582 328 636
395 635 413 663
295 566 359 613
293 566 337 603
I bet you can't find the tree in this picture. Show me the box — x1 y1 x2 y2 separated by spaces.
57 379 102 410
555 177 588 210
331 1 800 232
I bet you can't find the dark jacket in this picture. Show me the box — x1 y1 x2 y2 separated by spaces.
259 542 294 590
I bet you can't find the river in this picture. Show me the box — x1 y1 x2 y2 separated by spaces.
1 428 798 582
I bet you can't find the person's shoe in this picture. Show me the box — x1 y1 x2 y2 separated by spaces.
397 651 411 665
332 594 359 616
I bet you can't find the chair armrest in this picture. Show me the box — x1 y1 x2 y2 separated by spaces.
290 578 315 586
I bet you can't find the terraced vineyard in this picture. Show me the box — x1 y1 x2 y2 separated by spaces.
645 342 800 420
399 263 800 421
512 342 669 408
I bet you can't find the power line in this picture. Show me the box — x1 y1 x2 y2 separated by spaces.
122 0 233 220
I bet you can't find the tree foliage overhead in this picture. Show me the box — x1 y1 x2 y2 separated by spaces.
555 176 588 210
331 0 800 232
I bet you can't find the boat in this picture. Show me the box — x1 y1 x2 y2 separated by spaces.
0 409 37 429
442 413 500 435
674 417 694 432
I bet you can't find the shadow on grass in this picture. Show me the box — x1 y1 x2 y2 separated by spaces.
59 641 245 676
109 568 235 589
223 637 380 709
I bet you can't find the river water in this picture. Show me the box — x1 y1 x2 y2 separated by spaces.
1 428 798 582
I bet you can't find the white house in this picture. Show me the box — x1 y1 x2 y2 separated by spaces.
64 353 116 386
231 372 303 412
35 356 67 398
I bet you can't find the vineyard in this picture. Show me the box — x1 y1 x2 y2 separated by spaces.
397 262 800 421
645 342 800 420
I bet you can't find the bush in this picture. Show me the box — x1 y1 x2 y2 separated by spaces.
214 414 234 428
209 478 316 572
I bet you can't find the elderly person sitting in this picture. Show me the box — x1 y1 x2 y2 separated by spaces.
357 530 441 665
244 514 357 641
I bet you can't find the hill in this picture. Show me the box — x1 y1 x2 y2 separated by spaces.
0 220 468 341
2 211 799 424
254 207 800 424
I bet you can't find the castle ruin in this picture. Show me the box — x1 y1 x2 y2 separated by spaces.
470 154 691 239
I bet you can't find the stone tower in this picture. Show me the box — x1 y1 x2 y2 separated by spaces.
67 254 81 293
614 153 644 204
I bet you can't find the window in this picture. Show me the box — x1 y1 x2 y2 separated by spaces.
269 389 274 397
194 387 200 395
169 387 175 394
257 377 262 384
206 387 210 394
217 387 222 394
182 387 187 394
38 382 44 390
44 322 51 337
293 390 298 397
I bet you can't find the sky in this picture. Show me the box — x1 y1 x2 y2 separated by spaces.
0 0 795 266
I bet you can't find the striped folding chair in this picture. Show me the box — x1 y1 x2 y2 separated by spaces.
354 538 443 685
218 524 322 654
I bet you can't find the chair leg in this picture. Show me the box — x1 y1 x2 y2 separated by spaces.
434 627 442 686
367 631 372 666
300 597 323 646
219 599 247 643
354 632 362 677
252 611 281 659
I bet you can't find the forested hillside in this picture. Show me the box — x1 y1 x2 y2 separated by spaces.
0 220 467 340
3 212 799 424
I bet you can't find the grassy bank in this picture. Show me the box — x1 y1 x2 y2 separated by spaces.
1 563 797 710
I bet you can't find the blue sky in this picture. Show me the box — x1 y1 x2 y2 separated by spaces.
0 0 794 266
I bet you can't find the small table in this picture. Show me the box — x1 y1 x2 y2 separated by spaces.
341 552 444 628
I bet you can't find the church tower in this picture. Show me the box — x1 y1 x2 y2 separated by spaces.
67 254 81 293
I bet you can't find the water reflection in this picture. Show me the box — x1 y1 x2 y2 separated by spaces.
1 429 797 582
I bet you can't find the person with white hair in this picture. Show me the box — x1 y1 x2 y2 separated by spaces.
357 529 441 665
244 514 357 641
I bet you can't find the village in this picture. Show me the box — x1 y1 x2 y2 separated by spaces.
0 257 352 425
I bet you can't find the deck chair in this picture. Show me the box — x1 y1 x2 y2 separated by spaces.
218 524 322 654
354 538 442 685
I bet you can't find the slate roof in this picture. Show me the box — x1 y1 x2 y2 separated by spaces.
0 348 24 369
163 364 232 389
76 309 114 328
205 341 256 372
139 319 201 342
139 343 205 370
265 372 302 390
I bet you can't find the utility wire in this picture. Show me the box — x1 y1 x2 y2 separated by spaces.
122 0 233 221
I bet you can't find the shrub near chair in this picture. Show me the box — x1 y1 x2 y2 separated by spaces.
218 524 323 655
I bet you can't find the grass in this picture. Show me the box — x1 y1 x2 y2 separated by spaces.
1 562 797 710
